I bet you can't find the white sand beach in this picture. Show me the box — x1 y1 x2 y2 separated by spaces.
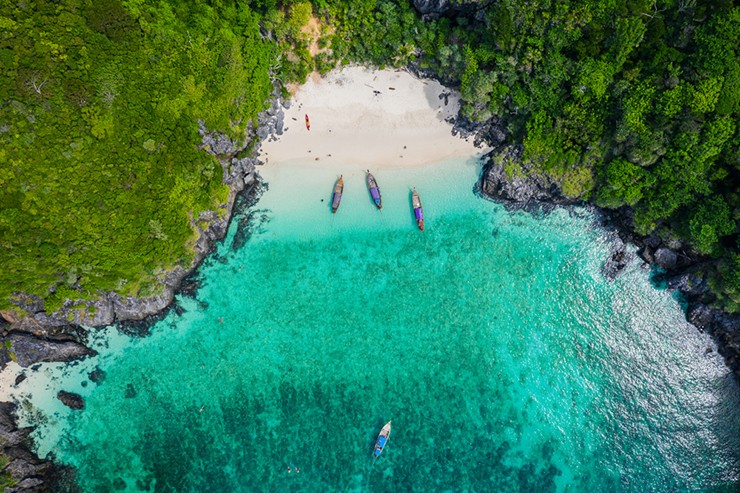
259 67 485 169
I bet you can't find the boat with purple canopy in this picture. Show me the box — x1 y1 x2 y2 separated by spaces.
331 175 344 213
373 421 391 458
412 188 424 231
366 170 382 209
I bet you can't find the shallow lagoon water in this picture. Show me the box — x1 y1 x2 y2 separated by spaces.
10 157 740 492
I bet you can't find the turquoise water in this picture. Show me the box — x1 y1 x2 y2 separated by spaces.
14 158 740 492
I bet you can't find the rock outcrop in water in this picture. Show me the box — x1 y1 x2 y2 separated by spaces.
56 391 84 411
462 110 740 383
0 402 77 492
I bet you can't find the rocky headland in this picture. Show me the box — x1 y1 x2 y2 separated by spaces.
474 122 740 385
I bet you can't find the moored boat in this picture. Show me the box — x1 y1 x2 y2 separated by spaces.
412 188 424 231
331 175 344 213
366 170 382 209
373 421 391 458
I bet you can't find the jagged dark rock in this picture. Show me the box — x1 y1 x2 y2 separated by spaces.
644 233 662 249
176 277 201 298
0 344 9 368
0 402 74 492
665 272 712 303
684 303 740 379
452 114 507 148
57 391 84 410
5 456 51 481
602 237 634 280
479 146 577 210
5 334 95 368
8 478 44 491
654 247 678 270
687 303 716 330
114 310 164 338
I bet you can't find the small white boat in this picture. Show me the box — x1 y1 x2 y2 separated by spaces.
373 421 391 458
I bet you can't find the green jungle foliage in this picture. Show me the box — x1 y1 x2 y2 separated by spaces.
0 0 275 312
1 0 738 314
305 0 740 312
0 452 14 490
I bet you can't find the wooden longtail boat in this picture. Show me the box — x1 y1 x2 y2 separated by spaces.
412 188 424 231
331 175 344 213
305 114 311 131
366 170 382 209
373 421 392 458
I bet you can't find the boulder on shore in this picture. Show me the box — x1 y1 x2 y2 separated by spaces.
654 247 678 270
3 334 96 368
480 147 576 207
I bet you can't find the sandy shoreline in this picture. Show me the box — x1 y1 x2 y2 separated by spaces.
259 67 486 170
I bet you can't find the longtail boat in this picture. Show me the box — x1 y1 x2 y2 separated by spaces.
305 114 311 131
373 421 391 458
366 170 382 209
412 188 424 231
331 175 344 213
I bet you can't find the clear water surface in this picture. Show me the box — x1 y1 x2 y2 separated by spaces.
12 157 740 492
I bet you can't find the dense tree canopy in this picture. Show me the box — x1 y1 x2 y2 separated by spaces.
309 0 740 311
0 0 738 316
0 0 275 313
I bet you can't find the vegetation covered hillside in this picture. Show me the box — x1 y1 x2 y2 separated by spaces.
0 0 276 314
1 0 738 317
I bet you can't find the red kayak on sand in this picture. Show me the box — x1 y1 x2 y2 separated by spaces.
305 114 311 131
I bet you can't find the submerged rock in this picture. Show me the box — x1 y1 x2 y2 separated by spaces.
176 277 201 298
125 383 137 399
57 391 85 410
88 367 106 384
